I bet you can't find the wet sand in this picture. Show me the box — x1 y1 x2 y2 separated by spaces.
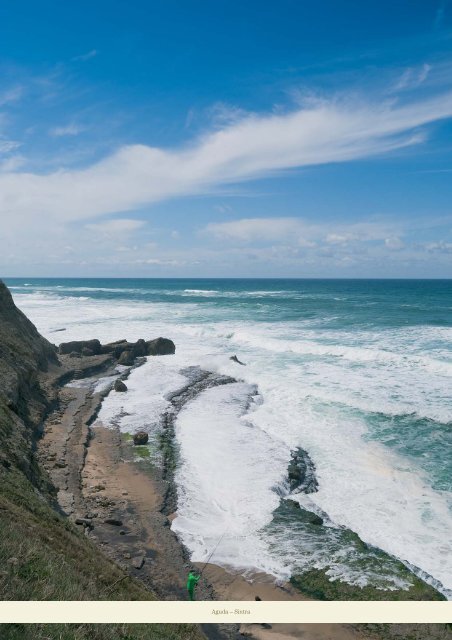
37 353 369 640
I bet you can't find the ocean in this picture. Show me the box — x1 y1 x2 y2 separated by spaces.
5 277 452 598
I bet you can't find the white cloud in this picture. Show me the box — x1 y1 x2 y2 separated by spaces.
0 86 24 107
394 64 432 91
72 49 98 62
326 233 353 245
385 236 404 250
139 258 183 266
424 241 452 253
50 123 86 137
205 217 304 241
204 217 400 247
0 139 21 154
418 63 432 85
1 90 452 226
85 218 146 234
0 155 26 171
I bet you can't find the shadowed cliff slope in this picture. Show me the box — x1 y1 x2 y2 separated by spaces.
0 281 204 640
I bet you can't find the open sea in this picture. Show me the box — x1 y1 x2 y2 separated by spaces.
6 277 452 598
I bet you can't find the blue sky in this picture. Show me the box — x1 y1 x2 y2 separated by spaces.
1 0 452 277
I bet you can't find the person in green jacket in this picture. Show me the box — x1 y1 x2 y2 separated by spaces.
187 571 200 600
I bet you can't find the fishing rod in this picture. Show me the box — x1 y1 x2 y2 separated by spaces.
199 531 227 577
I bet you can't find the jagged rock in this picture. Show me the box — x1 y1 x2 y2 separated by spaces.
69 351 81 358
0 280 59 481
114 379 127 392
59 339 101 356
118 350 134 366
146 337 175 356
288 448 318 494
102 339 145 359
133 431 149 445
132 338 147 357
112 341 131 357
63 335 175 361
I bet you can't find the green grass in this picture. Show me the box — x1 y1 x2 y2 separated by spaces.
0 624 204 640
0 466 205 640
133 446 151 459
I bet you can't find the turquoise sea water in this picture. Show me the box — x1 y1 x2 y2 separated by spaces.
6 278 452 596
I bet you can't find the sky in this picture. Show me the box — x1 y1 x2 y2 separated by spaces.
1 0 452 278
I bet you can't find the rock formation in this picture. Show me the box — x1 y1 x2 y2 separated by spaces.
59 336 176 363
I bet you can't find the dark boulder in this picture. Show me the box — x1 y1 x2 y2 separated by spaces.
99 344 115 355
118 350 134 366
81 347 94 357
59 339 101 356
145 337 175 356
107 339 146 359
132 338 147 357
98 337 175 359
288 448 318 494
114 379 127 392
133 431 149 445
112 341 131 358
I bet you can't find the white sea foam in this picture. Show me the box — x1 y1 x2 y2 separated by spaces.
95 357 188 433
172 382 291 578
11 288 452 596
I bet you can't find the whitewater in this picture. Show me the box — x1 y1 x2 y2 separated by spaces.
7 278 452 598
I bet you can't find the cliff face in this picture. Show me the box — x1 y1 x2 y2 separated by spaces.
0 282 164 611
0 281 59 483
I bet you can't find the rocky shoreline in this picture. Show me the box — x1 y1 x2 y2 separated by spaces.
0 279 448 640
42 333 445 604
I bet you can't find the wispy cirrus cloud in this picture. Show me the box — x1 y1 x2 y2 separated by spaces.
0 85 24 107
394 63 433 91
71 49 98 62
1 89 452 227
49 123 87 137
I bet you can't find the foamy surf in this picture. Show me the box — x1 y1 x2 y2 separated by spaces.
9 278 452 597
